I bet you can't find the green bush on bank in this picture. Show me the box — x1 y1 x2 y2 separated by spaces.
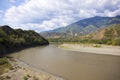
49 37 120 46
0 57 8 65
0 25 49 57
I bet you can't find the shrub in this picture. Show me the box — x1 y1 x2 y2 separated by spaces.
112 38 120 46
93 45 101 48
0 57 8 65
23 76 28 80
0 38 4 43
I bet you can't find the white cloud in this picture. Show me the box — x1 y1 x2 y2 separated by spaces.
3 0 120 32
0 10 3 18
9 0 15 3
0 10 3 14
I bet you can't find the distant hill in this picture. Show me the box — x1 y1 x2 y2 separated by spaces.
40 15 120 38
86 24 120 45
49 24 120 45
0 25 49 57
89 24 120 40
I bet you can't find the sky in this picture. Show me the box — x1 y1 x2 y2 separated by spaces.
0 0 120 32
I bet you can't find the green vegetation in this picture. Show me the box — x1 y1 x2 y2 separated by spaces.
93 44 101 48
32 76 39 80
0 25 49 57
23 76 28 80
22 74 31 80
0 57 8 65
5 76 11 79
41 15 120 38
0 75 11 80
49 37 120 46
0 57 12 75
48 24 120 46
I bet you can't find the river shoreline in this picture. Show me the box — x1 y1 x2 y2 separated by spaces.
0 57 64 80
59 43 120 56
2 44 120 80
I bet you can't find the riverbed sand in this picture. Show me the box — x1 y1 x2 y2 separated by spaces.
59 44 120 56
0 58 64 80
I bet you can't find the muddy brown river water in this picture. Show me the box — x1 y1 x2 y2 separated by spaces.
11 45 120 80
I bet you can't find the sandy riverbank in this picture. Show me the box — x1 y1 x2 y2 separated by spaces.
59 44 120 56
0 57 64 80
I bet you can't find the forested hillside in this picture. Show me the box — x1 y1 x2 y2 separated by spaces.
0 25 49 57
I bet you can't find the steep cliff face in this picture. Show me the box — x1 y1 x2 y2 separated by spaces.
0 25 49 57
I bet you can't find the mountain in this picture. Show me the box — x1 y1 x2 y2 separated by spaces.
40 15 120 38
82 24 120 45
48 24 120 45
89 24 120 40
0 25 49 57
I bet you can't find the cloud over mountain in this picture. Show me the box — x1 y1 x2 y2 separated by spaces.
1 0 120 32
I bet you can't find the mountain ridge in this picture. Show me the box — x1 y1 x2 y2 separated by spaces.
48 24 120 45
40 15 120 38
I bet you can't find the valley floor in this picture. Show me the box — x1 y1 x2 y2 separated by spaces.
59 43 120 56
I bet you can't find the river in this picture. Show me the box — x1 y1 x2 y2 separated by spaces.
10 45 120 80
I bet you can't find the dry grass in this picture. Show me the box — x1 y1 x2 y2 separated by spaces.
0 57 12 75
